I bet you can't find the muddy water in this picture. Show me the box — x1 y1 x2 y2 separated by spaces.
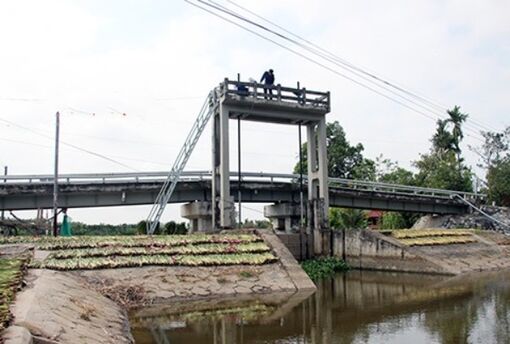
131 270 510 344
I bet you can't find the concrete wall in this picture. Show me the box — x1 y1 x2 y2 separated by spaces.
276 233 313 261
331 229 447 274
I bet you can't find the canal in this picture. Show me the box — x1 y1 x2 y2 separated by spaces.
131 270 510 343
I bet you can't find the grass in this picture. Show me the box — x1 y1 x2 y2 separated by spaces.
301 257 349 281
32 253 277 270
8 233 278 271
0 258 27 332
0 234 262 250
391 229 474 239
391 228 477 247
399 235 476 246
47 242 271 259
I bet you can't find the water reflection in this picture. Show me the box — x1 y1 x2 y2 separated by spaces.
131 270 510 344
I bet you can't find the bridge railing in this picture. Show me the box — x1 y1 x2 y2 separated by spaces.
1 171 485 201
220 78 330 112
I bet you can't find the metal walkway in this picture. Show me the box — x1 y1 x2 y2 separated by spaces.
1 171 483 215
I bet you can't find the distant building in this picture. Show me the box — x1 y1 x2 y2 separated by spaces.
367 210 383 229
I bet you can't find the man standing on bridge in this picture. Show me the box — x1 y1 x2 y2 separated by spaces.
260 69 275 99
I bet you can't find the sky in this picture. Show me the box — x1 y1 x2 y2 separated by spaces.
1 0 509 225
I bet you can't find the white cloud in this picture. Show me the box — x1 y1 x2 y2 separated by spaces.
1 0 509 224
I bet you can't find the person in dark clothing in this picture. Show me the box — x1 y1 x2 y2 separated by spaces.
260 69 275 99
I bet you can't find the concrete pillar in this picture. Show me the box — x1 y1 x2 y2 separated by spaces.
264 203 301 233
306 119 330 255
212 104 234 230
180 201 213 233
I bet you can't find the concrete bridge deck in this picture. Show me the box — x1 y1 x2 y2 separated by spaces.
0 171 479 214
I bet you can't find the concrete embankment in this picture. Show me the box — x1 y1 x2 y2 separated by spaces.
2 230 315 344
333 229 510 275
279 228 510 275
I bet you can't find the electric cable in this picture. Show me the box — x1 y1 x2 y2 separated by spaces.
0 117 140 171
185 0 485 143
216 0 499 134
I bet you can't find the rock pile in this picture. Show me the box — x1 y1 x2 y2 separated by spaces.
414 206 510 233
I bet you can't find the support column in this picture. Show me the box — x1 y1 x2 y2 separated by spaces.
306 120 329 256
212 112 220 229
317 117 329 217
181 201 213 233
212 104 234 229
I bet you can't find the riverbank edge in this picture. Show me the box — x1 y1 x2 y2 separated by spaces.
2 230 316 343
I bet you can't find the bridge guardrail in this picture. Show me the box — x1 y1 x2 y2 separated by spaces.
1 171 485 201
220 78 330 112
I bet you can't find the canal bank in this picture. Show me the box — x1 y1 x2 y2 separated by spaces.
279 228 510 275
1 230 315 343
130 269 510 343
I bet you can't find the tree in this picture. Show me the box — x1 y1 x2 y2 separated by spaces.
375 155 415 185
447 105 469 159
136 220 161 235
469 126 510 203
164 221 188 234
414 151 473 191
414 106 473 192
375 156 419 228
470 126 510 170
430 106 468 160
294 121 375 180
487 157 510 206
380 212 408 229
329 208 368 230
241 219 271 229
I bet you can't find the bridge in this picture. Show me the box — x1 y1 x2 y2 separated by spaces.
0 171 480 224
0 79 485 244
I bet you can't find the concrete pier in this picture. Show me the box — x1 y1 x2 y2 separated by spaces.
264 203 301 233
180 201 213 233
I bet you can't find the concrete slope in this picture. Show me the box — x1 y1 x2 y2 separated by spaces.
334 229 510 275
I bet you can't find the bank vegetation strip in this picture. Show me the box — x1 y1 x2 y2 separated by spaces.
0 234 279 271
0 258 27 332
390 229 477 247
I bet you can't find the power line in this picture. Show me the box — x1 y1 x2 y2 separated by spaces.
186 0 484 143
209 0 491 139
0 117 139 171
190 1 492 140
218 0 499 134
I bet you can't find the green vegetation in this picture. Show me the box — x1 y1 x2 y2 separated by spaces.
413 106 473 192
32 252 277 270
301 257 349 281
0 259 26 331
400 236 475 246
380 212 408 229
391 229 474 239
487 158 510 206
329 208 368 230
0 233 262 250
292 109 475 231
470 125 510 206
3 234 277 271
294 121 375 180
392 229 476 247
47 242 270 259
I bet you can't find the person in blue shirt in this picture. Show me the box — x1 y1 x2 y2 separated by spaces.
260 69 275 99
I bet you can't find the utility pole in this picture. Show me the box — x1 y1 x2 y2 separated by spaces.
237 117 242 228
53 112 60 236
1 166 6 220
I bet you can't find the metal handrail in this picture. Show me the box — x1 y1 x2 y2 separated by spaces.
1 170 485 200
220 78 330 111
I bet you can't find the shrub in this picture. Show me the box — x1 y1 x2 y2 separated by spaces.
301 257 348 281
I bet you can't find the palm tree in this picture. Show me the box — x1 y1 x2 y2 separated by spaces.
329 208 368 230
447 106 468 159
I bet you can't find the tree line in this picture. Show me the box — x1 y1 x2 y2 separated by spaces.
294 106 510 229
